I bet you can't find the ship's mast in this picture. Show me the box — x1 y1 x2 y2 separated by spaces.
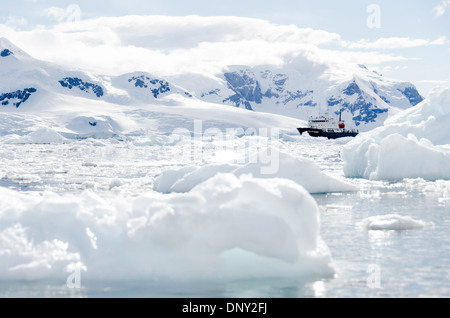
338 104 346 129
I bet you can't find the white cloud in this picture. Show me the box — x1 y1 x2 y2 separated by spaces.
46 7 69 22
4 15 27 30
418 79 450 84
343 36 447 50
0 15 414 78
329 50 410 64
430 36 447 45
433 0 450 17
371 65 409 75
45 15 342 49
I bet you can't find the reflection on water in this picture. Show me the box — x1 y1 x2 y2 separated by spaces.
0 277 335 298
313 181 450 298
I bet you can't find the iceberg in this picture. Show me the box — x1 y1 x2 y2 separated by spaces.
154 148 357 194
359 214 434 231
342 87 450 181
0 174 336 282
3 127 67 144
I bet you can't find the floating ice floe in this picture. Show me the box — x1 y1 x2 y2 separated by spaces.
359 214 434 231
342 87 450 181
2 127 67 144
154 148 357 194
0 173 336 282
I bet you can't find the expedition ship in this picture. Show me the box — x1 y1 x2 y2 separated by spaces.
297 112 359 139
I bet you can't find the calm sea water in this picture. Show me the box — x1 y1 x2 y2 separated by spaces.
0 137 449 298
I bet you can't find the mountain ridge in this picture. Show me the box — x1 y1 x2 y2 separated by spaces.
0 38 423 133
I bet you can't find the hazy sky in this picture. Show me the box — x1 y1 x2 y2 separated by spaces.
1 0 449 95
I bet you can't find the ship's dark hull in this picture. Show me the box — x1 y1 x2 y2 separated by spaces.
297 128 358 139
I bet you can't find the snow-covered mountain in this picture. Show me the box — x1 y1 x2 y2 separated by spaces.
169 64 423 131
0 38 188 107
0 37 423 135
0 38 307 139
